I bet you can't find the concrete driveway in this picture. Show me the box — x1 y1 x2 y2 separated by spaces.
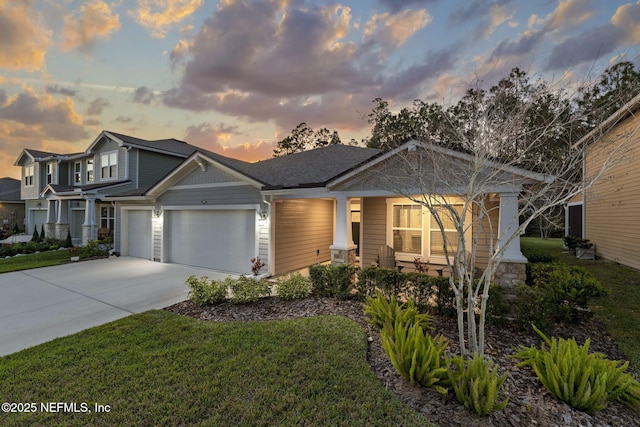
0 257 231 357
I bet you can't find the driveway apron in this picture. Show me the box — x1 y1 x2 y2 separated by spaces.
0 257 230 357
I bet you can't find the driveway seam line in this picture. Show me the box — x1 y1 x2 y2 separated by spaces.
18 271 135 314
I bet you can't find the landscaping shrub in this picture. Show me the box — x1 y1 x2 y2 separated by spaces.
64 230 73 248
186 275 228 305
513 284 554 332
513 325 640 413
308 264 358 300
32 225 40 243
380 317 449 393
530 262 606 323
363 292 433 332
229 275 271 304
276 273 312 300
448 353 509 416
79 240 109 258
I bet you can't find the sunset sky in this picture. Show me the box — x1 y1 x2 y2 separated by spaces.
1 0 639 180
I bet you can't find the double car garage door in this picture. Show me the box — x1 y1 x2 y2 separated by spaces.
126 209 255 274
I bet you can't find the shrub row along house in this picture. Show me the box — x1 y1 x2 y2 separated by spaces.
15 130 549 286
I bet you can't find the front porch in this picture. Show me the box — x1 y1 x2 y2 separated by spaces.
269 192 528 288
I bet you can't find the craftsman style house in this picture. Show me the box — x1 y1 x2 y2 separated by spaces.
14 131 197 244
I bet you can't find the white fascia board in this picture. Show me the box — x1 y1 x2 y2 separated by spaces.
86 130 122 153
146 152 263 197
260 187 330 199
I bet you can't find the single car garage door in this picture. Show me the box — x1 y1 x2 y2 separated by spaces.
127 210 152 259
167 209 255 274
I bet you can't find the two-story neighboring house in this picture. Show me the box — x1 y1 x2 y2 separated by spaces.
14 131 197 244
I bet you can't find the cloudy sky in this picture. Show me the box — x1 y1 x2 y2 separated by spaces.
1 0 639 180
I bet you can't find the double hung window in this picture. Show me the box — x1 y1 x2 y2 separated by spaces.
101 152 117 179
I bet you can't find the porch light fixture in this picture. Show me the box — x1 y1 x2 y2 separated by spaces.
153 208 162 218
259 210 269 220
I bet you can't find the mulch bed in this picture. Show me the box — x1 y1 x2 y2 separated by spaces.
165 296 640 427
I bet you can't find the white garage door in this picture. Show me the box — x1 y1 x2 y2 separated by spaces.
127 210 152 259
168 210 255 274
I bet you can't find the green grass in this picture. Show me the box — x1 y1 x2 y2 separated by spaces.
0 311 434 427
521 237 640 371
0 250 70 273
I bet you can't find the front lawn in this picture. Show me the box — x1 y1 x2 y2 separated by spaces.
521 237 640 371
0 311 433 427
0 250 70 274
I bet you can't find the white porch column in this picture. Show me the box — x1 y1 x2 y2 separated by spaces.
82 198 97 244
55 199 70 240
46 199 57 223
331 194 353 248
56 200 69 224
330 194 356 265
498 191 527 262
44 199 57 239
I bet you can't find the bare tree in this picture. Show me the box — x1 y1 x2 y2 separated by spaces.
367 79 639 357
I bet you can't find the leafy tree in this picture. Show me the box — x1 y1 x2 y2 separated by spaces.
273 122 342 157
368 68 636 357
577 61 640 129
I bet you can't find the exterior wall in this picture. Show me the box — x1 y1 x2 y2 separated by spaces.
360 195 499 273
0 201 25 233
158 185 262 205
137 150 185 188
274 199 334 275
585 114 640 270
361 197 387 267
20 159 41 200
473 197 500 271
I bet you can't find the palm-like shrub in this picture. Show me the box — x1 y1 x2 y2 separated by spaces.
513 325 640 412
363 292 433 332
448 353 509 415
380 318 449 393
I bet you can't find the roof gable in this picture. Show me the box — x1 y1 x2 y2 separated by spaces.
329 140 552 192
0 177 21 201
85 130 198 158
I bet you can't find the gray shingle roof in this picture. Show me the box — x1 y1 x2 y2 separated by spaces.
195 144 382 189
107 131 198 157
0 177 21 201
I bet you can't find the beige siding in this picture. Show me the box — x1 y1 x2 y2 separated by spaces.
360 196 498 272
585 114 640 270
473 197 500 270
274 199 333 275
361 197 387 267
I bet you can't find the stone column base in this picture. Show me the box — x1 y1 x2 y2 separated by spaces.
44 223 56 241
55 223 70 241
82 224 95 246
494 261 527 302
330 245 357 266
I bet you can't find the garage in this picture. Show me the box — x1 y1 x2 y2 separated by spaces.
167 209 255 274
126 210 153 259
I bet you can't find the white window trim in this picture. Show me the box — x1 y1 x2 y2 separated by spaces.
46 163 54 185
86 158 94 182
386 197 472 265
100 151 118 181
73 162 82 185
24 165 34 187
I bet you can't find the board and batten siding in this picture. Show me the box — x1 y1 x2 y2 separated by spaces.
274 199 334 275
585 114 640 270
158 185 262 205
361 197 387 268
137 150 186 188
